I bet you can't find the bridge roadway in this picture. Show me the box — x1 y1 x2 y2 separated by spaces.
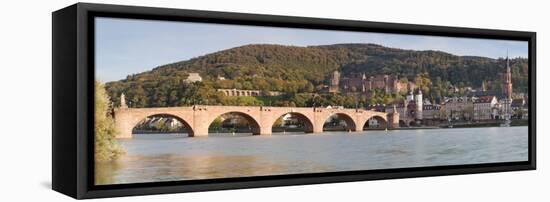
113 105 399 138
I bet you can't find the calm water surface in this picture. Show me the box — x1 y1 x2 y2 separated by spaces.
96 127 528 185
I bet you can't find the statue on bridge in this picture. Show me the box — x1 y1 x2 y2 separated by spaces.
120 93 128 109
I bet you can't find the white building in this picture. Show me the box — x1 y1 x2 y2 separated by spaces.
366 118 379 128
414 89 423 120
184 73 202 83
500 98 513 120
422 103 442 120
473 96 498 120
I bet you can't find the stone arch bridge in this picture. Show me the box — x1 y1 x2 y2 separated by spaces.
113 105 399 138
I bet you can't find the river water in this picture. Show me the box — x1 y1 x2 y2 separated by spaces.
95 126 528 185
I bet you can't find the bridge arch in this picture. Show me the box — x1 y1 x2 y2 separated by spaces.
130 113 194 137
322 112 357 132
271 112 314 133
207 111 262 135
362 115 388 130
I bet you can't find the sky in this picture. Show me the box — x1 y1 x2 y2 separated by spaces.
95 17 528 82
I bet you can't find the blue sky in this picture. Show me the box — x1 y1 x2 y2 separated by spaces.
95 17 528 82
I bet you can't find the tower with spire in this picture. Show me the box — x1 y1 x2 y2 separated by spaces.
500 52 513 120
503 53 513 99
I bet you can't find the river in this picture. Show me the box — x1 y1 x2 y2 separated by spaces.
95 126 528 185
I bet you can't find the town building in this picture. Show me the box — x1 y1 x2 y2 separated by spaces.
422 102 442 120
511 98 528 120
217 89 282 97
184 73 202 83
443 96 475 121
325 105 345 109
166 117 183 128
473 96 498 120
491 102 502 119
499 98 513 120
422 103 442 126
365 104 386 112
366 118 380 128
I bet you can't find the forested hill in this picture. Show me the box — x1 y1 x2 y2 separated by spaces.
105 43 528 108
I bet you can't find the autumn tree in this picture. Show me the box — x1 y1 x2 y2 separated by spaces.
95 81 124 162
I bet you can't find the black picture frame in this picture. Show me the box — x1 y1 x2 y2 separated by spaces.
52 2 536 199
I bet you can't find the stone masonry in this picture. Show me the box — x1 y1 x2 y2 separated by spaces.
113 105 397 138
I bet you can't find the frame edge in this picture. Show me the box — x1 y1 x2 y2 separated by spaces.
63 2 537 199
52 3 79 199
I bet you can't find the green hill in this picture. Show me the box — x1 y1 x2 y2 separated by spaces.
105 43 528 108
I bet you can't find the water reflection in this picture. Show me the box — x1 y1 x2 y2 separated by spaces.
96 154 329 185
96 127 528 185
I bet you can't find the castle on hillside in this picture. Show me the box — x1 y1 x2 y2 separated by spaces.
328 71 341 93
328 70 415 95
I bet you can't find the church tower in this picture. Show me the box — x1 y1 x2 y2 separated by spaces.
503 56 513 99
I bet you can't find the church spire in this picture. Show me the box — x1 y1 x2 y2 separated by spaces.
506 50 511 74
502 50 513 100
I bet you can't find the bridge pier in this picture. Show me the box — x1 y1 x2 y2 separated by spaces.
387 111 400 129
113 108 134 139
259 127 272 136
354 125 363 132
313 127 323 133
192 128 209 137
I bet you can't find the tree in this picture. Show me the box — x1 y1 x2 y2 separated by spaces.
210 117 223 129
273 117 284 127
95 81 124 162
415 73 432 95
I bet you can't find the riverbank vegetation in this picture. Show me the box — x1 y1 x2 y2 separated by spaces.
95 81 124 162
